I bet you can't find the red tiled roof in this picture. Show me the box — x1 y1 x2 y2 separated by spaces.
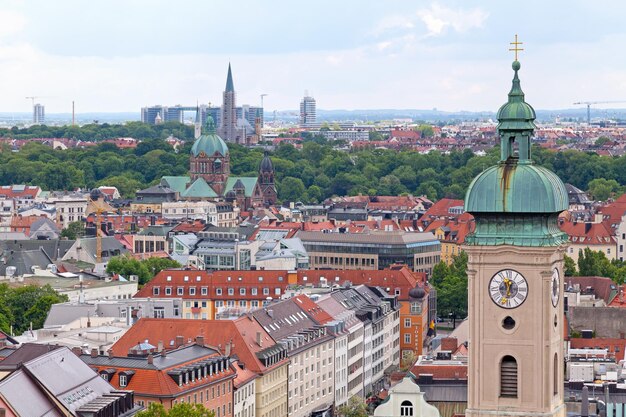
296 267 424 300
419 198 465 225
88 345 233 396
293 295 333 324
10 214 46 229
137 267 425 302
110 318 286 375
0 185 41 199
411 364 468 380
559 221 616 245
570 337 626 362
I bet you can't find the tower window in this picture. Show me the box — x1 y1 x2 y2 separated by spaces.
500 355 518 398
400 400 414 416
553 353 558 396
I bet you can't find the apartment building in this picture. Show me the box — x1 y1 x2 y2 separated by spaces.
252 298 335 417
315 295 365 406
110 317 289 417
82 341 236 414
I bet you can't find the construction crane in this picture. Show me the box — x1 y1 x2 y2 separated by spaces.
25 96 39 107
573 100 626 124
88 189 110 264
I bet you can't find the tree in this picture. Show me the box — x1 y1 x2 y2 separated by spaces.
106 256 181 285
595 136 611 147
106 255 151 284
416 124 434 138
0 284 68 334
61 221 85 240
143 258 181 277
279 177 306 202
563 254 577 276
137 403 214 417
431 252 468 318
336 396 368 417
587 178 621 201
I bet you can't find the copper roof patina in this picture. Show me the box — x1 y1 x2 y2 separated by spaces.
464 60 568 247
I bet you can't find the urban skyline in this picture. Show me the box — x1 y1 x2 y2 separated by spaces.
0 1 625 114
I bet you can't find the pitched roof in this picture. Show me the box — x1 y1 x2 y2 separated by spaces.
181 177 218 198
225 177 258 198
559 221 616 245
110 317 285 375
161 176 191 194
293 294 333 324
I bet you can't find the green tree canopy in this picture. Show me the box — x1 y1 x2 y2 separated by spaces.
137 403 214 417
336 396 368 417
61 221 85 240
430 252 468 318
0 284 68 334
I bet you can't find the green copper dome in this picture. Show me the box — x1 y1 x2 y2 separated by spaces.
464 59 568 247
465 163 568 213
191 116 229 157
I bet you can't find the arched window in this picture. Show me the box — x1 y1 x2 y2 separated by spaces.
400 400 413 416
214 159 222 173
500 355 518 398
553 353 559 396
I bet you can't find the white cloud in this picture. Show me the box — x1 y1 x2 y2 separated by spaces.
0 9 26 39
417 3 488 36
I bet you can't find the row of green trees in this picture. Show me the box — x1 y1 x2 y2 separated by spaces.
564 249 626 283
1 122 626 202
0 284 68 334
106 255 181 285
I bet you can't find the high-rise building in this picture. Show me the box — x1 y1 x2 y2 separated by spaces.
464 58 567 417
33 103 45 124
141 105 165 124
299 94 316 126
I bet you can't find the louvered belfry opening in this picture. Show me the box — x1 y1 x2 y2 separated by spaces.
501 355 518 398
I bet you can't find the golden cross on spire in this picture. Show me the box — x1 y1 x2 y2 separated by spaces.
509 34 524 61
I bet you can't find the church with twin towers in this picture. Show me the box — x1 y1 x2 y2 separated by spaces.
141 63 263 145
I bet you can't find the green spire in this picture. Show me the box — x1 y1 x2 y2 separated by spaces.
496 60 536 163
225 63 234 92
204 115 217 134
508 61 524 102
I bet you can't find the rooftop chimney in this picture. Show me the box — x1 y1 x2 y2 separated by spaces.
196 335 205 346
107 349 113 359
256 331 263 347
581 386 589 417
90 348 98 358
175 335 184 348
147 353 154 365
71 347 82 357
225 341 231 357
157 341 164 352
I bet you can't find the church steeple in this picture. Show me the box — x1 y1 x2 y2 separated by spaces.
496 60 536 163
225 63 235 92
194 103 202 140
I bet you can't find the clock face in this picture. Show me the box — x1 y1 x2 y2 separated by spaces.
489 269 528 309
551 268 560 307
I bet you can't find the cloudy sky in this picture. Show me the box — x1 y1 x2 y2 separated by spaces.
0 0 625 114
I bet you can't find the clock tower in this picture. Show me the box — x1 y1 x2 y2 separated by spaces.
464 55 568 417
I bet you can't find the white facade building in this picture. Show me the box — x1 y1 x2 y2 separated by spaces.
161 200 218 221
373 377 440 417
